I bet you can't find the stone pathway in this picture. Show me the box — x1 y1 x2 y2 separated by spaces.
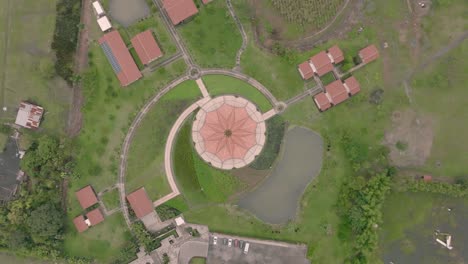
195 78 210 98
226 0 247 70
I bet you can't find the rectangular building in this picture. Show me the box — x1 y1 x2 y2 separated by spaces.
298 61 314 80
97 16 112 32
309 51 334 77
163 0 198 25
126 188 154 219
99 31 142 86
325 80 349 105
15 102 44 129
75 185 98 210
359 44 380 64
92 1 105 17
131 30 163 65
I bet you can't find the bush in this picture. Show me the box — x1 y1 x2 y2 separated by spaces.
397 179 468 198
395 141 408 151
51 0 82 84
250 116 286 170
155 205 182 221
369 88 384 105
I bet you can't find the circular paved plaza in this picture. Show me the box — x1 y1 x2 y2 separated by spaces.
192 95 266 170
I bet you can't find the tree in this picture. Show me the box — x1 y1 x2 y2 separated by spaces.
27 203 63 243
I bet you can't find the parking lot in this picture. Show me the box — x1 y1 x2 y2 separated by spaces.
207 233 310 264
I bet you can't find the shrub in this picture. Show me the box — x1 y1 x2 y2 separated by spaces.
250 116 286 170
155 205 182 221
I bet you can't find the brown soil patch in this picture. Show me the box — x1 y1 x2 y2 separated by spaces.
384 109 434 167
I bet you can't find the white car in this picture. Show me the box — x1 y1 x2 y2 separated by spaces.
228 238 232 247
213 236 218 245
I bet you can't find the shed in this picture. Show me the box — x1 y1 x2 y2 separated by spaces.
309 51 333 76
86 208 105 226
175 216 185 226
92 1 105 16
359 44 380 64
162 0 198 25
99 30 142 86
343 76 361 96
298 61 314 80
15 102 44 129
423 175 433 182
97 16 112 32
131 30 163 65
73 215 89 233
327 45 344 64
75 185 98 210
313 92 332 112
325 80 349 105
126 188 154 219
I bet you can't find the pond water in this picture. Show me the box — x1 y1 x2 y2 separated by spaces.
238 126 323 224
0 137 20 201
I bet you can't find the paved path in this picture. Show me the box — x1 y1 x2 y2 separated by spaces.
195 78 210 98
178 240 209 264
261 109 277 121
285 86 321 106
152 0 195 67
226 0 247 70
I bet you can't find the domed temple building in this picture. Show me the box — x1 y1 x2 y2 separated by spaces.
192 95 266 170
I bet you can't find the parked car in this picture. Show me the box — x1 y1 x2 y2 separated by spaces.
239 240 245 249
213 236 218 245
234 239 239 247
228 238 233 247
223 238 228 245
244 242 250 254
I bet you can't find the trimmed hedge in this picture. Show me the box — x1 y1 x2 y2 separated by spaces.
249 116 286 170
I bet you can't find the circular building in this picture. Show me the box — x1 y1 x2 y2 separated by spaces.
192 95 266 170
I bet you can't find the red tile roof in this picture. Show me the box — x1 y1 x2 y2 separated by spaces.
423 175 433 182
126 188 154 219
310 51 333 76
325 80 349 105
298 61 314 80
15 102 44 129
75 186 98 210
99 30 142 86
163 0 198 25
131 30 163 65
344 76 361 95
359 44 380 64
327 45 344 64
314 92 332 111
73 215 89 233
86 208 105 226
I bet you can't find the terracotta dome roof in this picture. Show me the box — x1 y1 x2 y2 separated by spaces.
192 96 266 169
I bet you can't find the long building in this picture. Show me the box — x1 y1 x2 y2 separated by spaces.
99 30 142 86
162 0 198 25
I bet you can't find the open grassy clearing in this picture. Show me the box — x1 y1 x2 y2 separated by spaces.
101 188 120 211
178 0 242 68
411 42 468 177
189 257 207 264
0 0 71 134
173 120 244 206
201 75 273 112
63 212 132 262
125 80 202 200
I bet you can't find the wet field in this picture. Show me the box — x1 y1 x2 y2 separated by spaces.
381 192 468 263
238 126 323 224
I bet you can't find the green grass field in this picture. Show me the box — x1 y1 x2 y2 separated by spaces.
101 188 120 211
178 0 242 68
63 212 131 262
125 80 202 200
201 75 273 112
173 121 243 206
0 0 71 134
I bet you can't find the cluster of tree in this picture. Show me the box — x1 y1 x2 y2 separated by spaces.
271 43 298 65
132 222 160 253
338 174 391 263
51 0 82 84
155 204 182 221
250 116 286 170
396 179 468 198
0 136 76 260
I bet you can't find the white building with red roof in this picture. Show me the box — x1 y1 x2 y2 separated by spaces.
15 102 44 129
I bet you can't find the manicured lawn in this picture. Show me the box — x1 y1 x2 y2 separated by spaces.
101 188 120 211
0 0 71 134
178 0 242 68
63 212 131 262
201 75 273 112
189 257 206 264
173 121 243 206
126 80 202 200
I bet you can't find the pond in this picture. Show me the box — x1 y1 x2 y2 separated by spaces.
238 126 323 224
0 137 20 201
